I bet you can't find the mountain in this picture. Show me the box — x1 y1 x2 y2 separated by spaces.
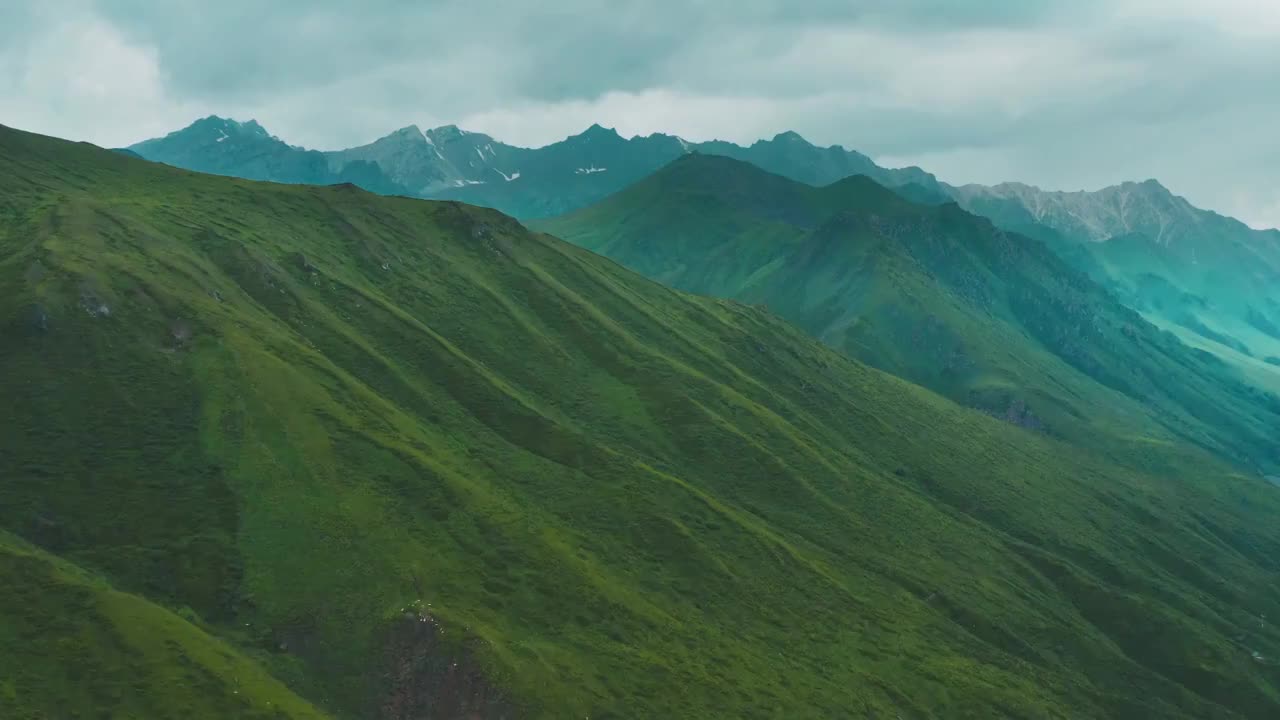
129 118 939 219
949 180 1280 392
424 124 527 184
12 125 1280 718
131 115 410 195
696 129 938 190
324 125 463 195
537 153 1280 472
949 179 1213 244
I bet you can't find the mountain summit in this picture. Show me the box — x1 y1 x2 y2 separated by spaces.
949 178 1202 244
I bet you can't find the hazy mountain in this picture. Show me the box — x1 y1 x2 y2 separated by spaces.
697 129 937 189
948 179 1280 391
538 153 1280 472
324 124 463 194
11 124 1280 718
946 178 1261 246
423 123 527 184
132 115 410 195
129 118 940 218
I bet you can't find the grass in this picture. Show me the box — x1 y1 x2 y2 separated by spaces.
3 126 1280 718
537 154 1280 474
0 531 328 719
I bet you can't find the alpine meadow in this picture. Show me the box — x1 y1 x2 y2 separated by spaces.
5 2 1280 719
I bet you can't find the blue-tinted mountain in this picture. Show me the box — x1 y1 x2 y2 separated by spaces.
947 180 1280 392
130 118 940 218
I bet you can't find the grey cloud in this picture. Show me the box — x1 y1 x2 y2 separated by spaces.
2 0 1278 227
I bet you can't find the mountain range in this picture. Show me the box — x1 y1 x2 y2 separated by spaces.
537 154 1280 472
947 180 1280 393
11 122 1280 718
128 116 941 219
128 117 1280 392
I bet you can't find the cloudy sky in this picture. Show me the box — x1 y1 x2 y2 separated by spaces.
3 0 1278 227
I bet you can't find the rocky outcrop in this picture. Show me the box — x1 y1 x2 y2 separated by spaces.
376 609 515 720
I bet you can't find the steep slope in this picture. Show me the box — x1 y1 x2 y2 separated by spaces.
130 119 936 219
423 124 528 184
539 154 1280 471
0 531 327 719
10 125 1280 719
950 180 1280 390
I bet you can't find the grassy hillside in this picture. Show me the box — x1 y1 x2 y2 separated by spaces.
6 126 1280 718
538 154 1280 473
0 531 328 719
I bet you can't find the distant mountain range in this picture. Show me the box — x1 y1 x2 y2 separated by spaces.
946 180 1280 392
130 117 1280 389
128 116 942 218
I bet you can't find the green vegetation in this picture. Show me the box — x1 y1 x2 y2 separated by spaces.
0 532 327 719
538 154 1280 472
5 126 1280 718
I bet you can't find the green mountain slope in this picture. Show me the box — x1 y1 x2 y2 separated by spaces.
0 531 328 719
537 154 1280 472
7 126 1280 719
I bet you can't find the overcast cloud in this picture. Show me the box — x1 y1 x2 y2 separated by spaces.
1 0 1278 227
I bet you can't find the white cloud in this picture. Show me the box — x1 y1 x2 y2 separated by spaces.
0 9 205 147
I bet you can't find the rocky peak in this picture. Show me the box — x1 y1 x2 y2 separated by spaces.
771 130 810 144
576 123 622 141
377 125 431 146
426 124 471 144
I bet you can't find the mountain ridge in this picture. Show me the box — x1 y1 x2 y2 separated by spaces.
122 114 1280 396
128 116 944 219
13 122 1280 718
129 116 1279 237
538 152 1280 473
944 174 1280 394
